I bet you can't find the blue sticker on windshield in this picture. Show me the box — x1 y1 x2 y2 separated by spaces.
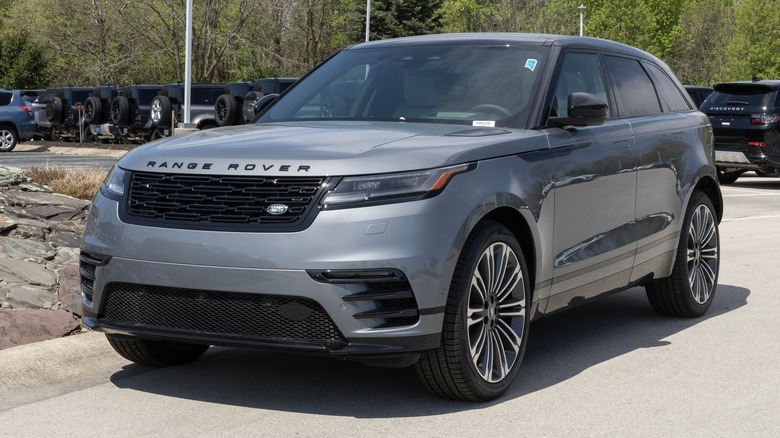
525 59 538 71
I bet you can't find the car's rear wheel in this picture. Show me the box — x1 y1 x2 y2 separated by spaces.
150 95 172 127
84 96 102 124
106 335 209 367
215 94 238 126
46 97 64 125
415 221 529 401
0 125 18 152
645 191 719 317
111 96 130 125
717 168 742 184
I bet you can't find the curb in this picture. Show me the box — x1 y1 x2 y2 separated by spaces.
14 143 129 158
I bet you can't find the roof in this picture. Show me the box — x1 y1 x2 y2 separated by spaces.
349 33 654 59
713 80 780 91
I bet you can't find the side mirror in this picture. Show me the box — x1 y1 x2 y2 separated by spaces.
242 92 278 123
548 92 608 128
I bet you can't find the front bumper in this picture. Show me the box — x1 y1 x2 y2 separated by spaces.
81 187 469 359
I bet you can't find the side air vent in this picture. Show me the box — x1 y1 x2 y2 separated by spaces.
308 269 419 328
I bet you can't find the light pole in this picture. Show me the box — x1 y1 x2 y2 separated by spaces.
184 0 193 126
365 0 371 42
578 4 586 37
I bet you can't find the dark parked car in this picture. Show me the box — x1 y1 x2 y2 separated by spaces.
213 81 254 126
242 77 297 123
684 85 713 108
109 84 163 143
0 89 35 152
149 83 225 138
82 34 722 401
700 79 780 183
45 87 93 142
83 86 120 142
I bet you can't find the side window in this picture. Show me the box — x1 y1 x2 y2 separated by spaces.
604 56 661 117
0 92 11 106
645 63 692 112
551 52 608 117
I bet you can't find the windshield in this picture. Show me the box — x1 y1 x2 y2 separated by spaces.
259 44 548 127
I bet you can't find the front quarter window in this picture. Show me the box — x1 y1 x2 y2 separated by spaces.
260 44 548 127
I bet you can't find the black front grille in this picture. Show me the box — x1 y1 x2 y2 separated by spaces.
123 171 329 231
100 283 347 348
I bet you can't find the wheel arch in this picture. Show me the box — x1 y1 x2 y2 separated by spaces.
479 206 538 294
694 175 723 222
0 121 18 135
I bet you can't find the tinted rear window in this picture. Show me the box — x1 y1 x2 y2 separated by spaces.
0 92 11 106
705 86 776 107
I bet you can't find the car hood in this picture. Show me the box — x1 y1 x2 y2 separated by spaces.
117 121 549 176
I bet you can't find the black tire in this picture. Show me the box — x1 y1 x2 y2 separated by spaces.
645 191 719 317
84 96 102 124
755 170 780 178
0 125 18 152
150 95 172 127
415 221 530 401
717 168 742 185
106 335 209 367
111 96 130 125
214 94 238 126
46 96 64 124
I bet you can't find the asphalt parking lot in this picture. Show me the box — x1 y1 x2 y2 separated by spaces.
0 173 778 436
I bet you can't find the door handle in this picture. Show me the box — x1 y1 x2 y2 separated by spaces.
614 140 630 149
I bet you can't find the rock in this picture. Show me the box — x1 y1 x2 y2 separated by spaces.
48 232 82 249
3 191 90 210
4 283 58 309
0 256 58 287
0 166 27 187
57 264 82 316
51 246 80 267
0 309 80 350
0 169 91 348
0 236 56 261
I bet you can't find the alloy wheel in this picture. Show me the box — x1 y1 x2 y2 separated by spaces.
687 204 718 304
467 242 526 383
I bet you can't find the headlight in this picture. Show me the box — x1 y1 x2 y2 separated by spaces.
321 163 473 209
100 165 127 200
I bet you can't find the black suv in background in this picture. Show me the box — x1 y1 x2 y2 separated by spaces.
149 83 224 138
214 81 254 126
700 80 780 183
684 85 713 109
83 86 119 142
242 77 297 123
110 85 163 143
45 87 93 141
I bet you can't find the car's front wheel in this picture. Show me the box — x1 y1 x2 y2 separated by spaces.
645 191 719 317
106 335 209 367
415 221 530 401
0 125 18 152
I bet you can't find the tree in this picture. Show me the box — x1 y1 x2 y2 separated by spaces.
726 0 780 81
0 34 53 88
667 0 733 86
369 0 443 40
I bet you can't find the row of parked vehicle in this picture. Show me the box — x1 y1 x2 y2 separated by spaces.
12 77 297 148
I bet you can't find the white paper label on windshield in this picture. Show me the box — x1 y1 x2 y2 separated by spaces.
473 120 496 127
525 59 538 71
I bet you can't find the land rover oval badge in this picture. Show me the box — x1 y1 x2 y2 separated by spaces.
266 204 289 215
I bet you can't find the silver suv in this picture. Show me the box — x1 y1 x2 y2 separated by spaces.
81 34 723 401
